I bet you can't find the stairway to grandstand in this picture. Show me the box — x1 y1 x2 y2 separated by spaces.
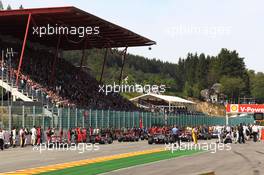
0 78 32 102
0 65 58 119
0 77 57 120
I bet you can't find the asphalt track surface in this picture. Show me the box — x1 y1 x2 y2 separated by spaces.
0 141 163 173
0 140 263 175
106 141 264 175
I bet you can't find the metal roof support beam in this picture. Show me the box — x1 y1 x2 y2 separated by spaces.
119 47 127 85
99 48 108 84
50 35 61 85
16 13 31 85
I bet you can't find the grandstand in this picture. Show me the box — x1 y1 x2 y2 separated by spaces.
0 6 155 111
0 6 248 131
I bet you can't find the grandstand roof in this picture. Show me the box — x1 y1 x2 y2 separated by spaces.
0 6 156 50
130 93 195 104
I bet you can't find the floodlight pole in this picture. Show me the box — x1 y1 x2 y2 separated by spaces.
99 48 108 84
119 47 127 84
50 35 61 85
16 13 32 85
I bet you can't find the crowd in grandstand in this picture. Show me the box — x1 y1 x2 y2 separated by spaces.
0 38 138 111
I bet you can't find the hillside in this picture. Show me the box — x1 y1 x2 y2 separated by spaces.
64 48 264 104
190 98 226 116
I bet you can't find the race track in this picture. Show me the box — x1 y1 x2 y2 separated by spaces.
0 140 263 175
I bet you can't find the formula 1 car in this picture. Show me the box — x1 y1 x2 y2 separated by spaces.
89 134 113 144
117 133 139 142
198 132 212 140
148 133 172 144
140 133 148 140
179 131 192 142
211 130 219 139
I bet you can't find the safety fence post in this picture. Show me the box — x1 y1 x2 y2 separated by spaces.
146 112 148 128
112 110 115 128
101 110 104 129
8 105 11 131
107 109 110 128
22 105 25 128
33 105 35 127
150 112 152 127
95 109 98 129
141 112 144 128
127 112 130 128
58 108 62 130
75 108 77 127
67 107 70 129
123 111 125 128
42 107 44 129
118 111 121 129
88 109 91 127
51 107 54 128
132 111 135 127
82 109 84 128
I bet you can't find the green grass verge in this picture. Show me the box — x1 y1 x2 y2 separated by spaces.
38 150 200 175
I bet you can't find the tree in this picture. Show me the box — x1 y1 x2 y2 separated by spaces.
251 73 264 102
19 5 24 9
192 83 202 98
217 48 246 78
220 76 245 101
196 53 209 89
6 4 11 10
183 81 193 97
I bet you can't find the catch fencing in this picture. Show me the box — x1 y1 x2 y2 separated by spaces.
0 105 254 131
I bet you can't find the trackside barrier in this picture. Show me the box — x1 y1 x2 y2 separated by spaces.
0 105 255 130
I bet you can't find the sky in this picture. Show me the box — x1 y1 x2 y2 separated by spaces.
2 0 264 72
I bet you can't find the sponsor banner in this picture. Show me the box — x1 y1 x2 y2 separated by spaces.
226 104 264 113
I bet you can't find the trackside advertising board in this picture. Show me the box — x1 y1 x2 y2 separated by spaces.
226 104 264 113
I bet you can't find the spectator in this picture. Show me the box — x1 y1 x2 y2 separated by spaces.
0 128 4 150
